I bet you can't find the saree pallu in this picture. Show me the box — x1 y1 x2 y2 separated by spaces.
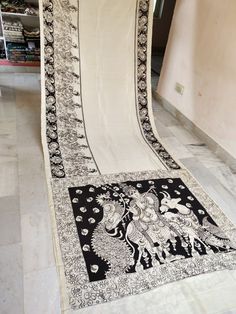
40 0 236 312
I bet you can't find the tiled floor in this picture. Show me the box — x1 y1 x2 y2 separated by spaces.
0 73 236 314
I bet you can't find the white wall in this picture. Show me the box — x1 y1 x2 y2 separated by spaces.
157 0 236 158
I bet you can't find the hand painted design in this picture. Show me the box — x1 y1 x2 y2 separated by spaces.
43 0 65 178
136 0 180 170
43 0 99 177
69 177 236 282
159 191 235 255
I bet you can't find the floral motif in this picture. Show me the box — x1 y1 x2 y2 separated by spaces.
136 0 180 170
52 169 236 309
43 0 65 178
69 178 236 283
43 0 99 178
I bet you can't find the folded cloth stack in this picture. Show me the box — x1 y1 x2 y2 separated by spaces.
25 48 40 61
0 41 6 59
24 7 39 16
6 43 40 62
1 0 39 15
3 19 25 43
6 42 26 62
23 28 40 42
3 19 41 62
0 0 25 14
24 27 40 62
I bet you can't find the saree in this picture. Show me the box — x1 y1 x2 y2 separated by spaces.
40 0 236 312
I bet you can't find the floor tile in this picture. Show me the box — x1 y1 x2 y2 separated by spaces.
0 160 18 197
18 150 44 176
180 157 222 187
204 183 236 225
0 95 16 121
16 95 41 127
0 243 24 314
17 120 41 148
0 121 16 135
0 139 17 159
162 137 194 159
21 211 55 273
187 144 225 169
167 125 203 145
18 168 48 215
153 101 179 127
154 119 173 138
0 127 17 158
0 196 21 246
24 267 60 314
208 165 236 197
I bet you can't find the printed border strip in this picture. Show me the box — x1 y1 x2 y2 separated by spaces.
135 0 180 170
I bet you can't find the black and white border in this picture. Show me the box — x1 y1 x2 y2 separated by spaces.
43 0 99 178
43 0 65 178
43 0 180 179
135 0 180 170
42 0 236 310
52 169 236 309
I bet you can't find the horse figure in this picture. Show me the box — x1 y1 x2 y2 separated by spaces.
124 186 181 271
160 191 235 255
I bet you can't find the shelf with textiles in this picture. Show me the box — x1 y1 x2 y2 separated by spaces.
0 8 7 60
0 0 40 66
1 12 38 17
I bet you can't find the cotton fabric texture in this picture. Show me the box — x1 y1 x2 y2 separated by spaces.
40 0 236 312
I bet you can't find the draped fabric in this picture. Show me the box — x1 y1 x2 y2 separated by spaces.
40 0 236 312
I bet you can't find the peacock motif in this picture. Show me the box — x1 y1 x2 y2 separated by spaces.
91 196 133 278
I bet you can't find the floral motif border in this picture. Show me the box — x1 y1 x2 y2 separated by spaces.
51 169 236 309
43 0 100 178
135 0 180 170
43 0 65 178
43 0 180 178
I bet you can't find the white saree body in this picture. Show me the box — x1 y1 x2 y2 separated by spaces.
40 0 236 312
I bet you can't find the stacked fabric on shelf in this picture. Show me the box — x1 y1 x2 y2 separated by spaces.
25 47 40 62
3 19 25 43
3 19 25 62
24 28 40 62
0 41 6 59
23 28 40 42
0 0 25 13
3 19 41 62
1 0 39 16
6 42 26 62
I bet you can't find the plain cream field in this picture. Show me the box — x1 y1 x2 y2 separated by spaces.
79 0 167 173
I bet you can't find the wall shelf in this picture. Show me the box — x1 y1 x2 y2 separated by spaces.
0 1 40 66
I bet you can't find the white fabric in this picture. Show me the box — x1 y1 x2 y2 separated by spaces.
40 0 236 313
76 1 236 313
80 0 166 173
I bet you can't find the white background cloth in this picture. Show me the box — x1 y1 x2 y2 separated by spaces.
74 1 236 313
80 0 166 173
41 0 236 312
